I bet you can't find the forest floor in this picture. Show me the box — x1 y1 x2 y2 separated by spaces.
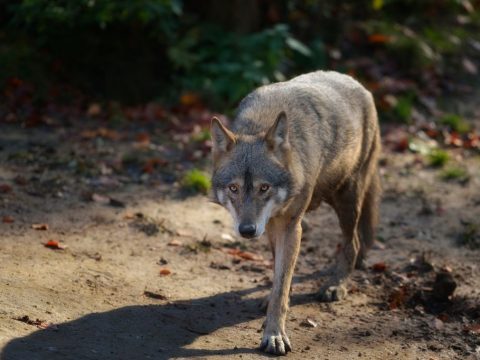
0 118 479 360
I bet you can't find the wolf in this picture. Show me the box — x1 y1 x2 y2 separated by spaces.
210 71 381 355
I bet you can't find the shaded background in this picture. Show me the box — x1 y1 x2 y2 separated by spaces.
1 0 480 114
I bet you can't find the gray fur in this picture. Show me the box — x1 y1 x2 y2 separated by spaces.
210 71 381 355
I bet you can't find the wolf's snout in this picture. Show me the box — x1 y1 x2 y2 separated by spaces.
239 223 257 238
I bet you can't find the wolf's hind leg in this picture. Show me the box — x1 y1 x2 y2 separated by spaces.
318 183 361 302
355 171 381 269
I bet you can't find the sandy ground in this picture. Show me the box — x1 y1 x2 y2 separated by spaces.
0 125 479 360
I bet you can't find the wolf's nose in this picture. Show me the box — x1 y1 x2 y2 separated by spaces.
239 223 257 238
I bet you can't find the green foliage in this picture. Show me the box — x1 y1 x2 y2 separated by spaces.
440 114 471 134
182 169 211 194
457 222 479 249
1 0 479 110
441 166 470 182
428 149 450 167
168 24 312 107
2 0 183 102
191 129 211 143
393 93 415 123
9 0 182 37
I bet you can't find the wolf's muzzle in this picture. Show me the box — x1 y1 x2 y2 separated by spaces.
239 223 257 238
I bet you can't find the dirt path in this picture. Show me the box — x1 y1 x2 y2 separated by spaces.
0 125 479 359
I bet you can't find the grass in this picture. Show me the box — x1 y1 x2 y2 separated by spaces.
441 166 470 183
191 129 211 142
182 169 211 194
428 149 450 167
440 114 471 134
393 94 414 123
457 222 479 249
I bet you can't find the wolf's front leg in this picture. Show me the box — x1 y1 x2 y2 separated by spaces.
260 218 301 355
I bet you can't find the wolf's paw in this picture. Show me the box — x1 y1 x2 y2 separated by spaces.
317 283 347 302
259 330 292 356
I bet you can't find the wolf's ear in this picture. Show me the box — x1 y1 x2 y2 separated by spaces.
265 111 289 150
211 117 236 154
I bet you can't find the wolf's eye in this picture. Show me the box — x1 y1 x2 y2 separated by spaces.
260 184 270 192
228 184 238 193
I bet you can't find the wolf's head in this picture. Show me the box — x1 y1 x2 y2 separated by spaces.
210 112 293 239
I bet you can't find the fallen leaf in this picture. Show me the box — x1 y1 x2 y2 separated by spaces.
32 223 49 230
225 248 264 261
176 229 194 237
143 291 167 300
368 33 390 44
372 262 387 272
2 216 14 223
123 212 136 219
221 233 235 242
168 238 183 246
135 132 150 144
13 175 28 186
91 193 110 204
388 286 408 310
180 92 201 107
43 240 66 250
14 315 55 329
124 212 143 220
0 184 13 193
300 318 318 328
87 103 102 117
80 127 121 140
142 158 168 173
159 268 171 276
463 323 480 334
90 193 125 207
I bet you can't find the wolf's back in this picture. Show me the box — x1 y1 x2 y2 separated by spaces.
234 70 375 133
233 70 379 186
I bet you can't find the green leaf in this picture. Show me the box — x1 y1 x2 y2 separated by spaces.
372 0 384 10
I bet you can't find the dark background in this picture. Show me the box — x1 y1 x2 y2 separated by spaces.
1 0 479 117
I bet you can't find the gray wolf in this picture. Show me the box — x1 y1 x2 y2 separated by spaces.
210 71 381 355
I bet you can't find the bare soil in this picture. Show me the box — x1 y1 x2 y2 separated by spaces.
0 124 479 360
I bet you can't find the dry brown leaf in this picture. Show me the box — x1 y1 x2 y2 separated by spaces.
15 315 54 329
143 291 167 300
175 229 194 237
135 132 150 144
168 238 183 247
463 323 480 334
2 216 14 223
159 268 171 276
43 240 66 250
368 33 390 44
32 223 49 230
0 184 13 193
225 248 263 261
87 103 102 117
388 286 408 310
372 262 387 272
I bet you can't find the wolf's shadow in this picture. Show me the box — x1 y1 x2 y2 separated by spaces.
1 282 318 360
